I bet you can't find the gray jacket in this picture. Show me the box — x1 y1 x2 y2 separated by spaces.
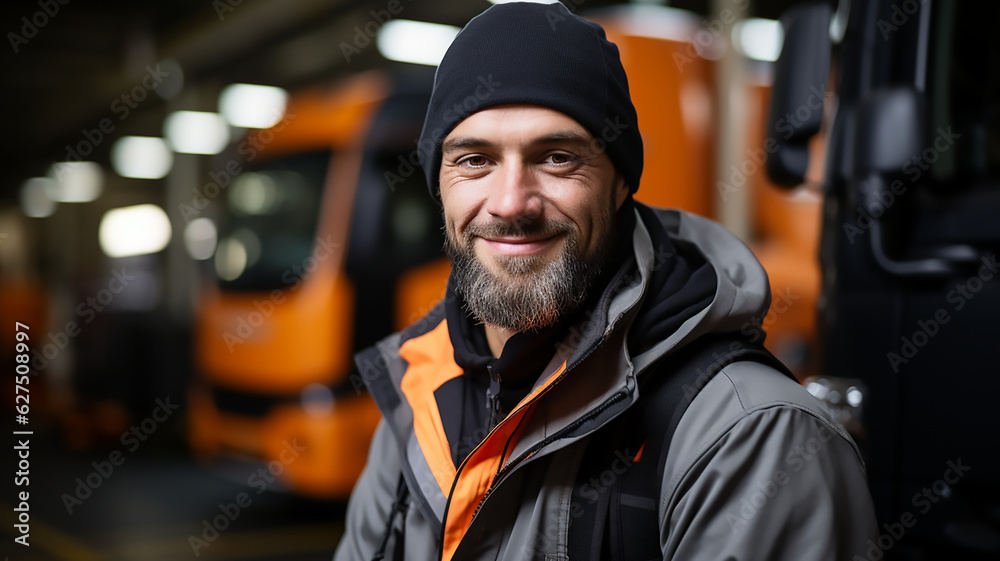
334 207 879 561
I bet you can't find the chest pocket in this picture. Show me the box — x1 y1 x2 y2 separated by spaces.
569 413 660 561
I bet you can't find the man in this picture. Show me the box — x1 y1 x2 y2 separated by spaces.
335 3 877 560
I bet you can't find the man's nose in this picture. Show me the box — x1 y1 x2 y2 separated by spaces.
484 162 542 222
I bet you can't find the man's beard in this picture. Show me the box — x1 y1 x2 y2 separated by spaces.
445 212 618 333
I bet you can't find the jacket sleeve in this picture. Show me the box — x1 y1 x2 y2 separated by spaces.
660 400 879 560
334 419 403 561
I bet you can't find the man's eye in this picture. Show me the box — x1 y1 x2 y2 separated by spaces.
544 153 575 165
459 155 489 168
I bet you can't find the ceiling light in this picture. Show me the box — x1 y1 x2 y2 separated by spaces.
733 18 784 62
20 177 57 218
377 20 461 66
48 161 103 202
215 236 248 281
219 83 288 129
184 218 218 261
111 136 173 179
99 204 172 258
164 110 230 154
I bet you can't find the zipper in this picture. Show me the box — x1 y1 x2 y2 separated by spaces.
494 388 628 488
437 363 505 558
489 335 610 479
471 388 629 518
467 337 633 524
441 332 636 554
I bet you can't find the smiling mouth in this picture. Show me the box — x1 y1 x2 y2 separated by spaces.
479 233 565 257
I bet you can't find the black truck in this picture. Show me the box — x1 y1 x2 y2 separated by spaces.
768 1 1000 558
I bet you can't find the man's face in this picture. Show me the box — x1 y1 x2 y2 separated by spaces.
439 105 630 332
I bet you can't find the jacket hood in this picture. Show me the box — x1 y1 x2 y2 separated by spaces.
626 203 717 359
625 204 773 374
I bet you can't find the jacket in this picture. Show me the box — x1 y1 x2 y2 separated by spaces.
334 204 879 561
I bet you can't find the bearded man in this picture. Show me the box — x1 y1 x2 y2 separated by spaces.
334 3 878 560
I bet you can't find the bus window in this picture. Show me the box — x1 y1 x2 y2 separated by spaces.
215 150 330 291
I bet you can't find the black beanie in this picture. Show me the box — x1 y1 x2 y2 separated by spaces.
417 1 643 198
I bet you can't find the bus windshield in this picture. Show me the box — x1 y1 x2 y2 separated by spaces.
214 150 330 291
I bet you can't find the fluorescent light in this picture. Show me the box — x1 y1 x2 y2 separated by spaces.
594 5 699 43
214 236 248 281
164 111 230 154
219 83 288 129
99 204 172 258
733 18 784 62
184 218 218 261
488 0 560 3
230 172 280 215
20 177 58 218
231 227 261 268
111 136 173 179
48 161 103 202
377 20 461 66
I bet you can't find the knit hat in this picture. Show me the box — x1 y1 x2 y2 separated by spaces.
417 1 643 197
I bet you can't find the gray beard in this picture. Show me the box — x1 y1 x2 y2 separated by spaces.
445 218 614 333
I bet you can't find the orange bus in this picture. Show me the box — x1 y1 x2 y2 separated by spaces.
189 68 449 498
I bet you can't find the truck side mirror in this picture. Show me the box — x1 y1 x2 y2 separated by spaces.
853 87 979 277
765 3 832 187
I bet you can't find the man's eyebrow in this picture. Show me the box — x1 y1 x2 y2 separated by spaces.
441 130 594 155
531 131 593 147
441 136 495 154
